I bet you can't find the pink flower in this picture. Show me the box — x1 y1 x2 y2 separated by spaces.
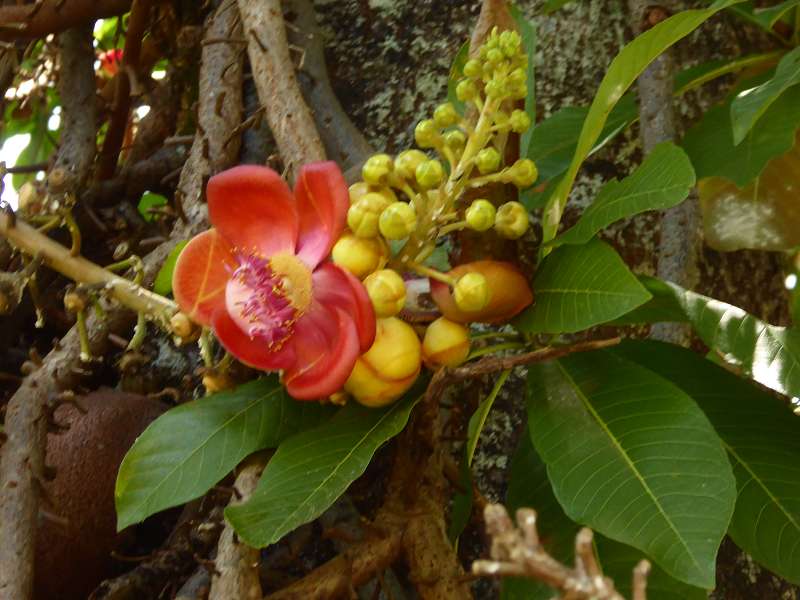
172 163 375 400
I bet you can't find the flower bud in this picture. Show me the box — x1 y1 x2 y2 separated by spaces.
484 79 506 99
509 109 531 134
169 311 195 339
349 181 397 204
347 192 392 238
203 372 234 394
465 199 496 232
495 201 530 239
364 269 406 318
505 158 538 188
476 147 501 174
433 102 459 128
415 159 444 189
508 82 527 100
415 119 441 149
486 47 504 66
508 67 526 87
362 154 394 186
395 149 428 180
63 291 86 313
444 130 466 153
332 231 389 279
429 260 534 324
454 272 489 312
422 317 470 368
345 317 421 407
456 79 478 102
463 58 481 78
379 202 417 240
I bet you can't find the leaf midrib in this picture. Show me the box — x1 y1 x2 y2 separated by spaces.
556 361 705 578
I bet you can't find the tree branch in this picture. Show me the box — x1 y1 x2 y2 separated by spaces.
0 0 134 41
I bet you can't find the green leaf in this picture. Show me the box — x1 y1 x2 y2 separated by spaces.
137 192 168 222
541 0 744 247
447 41 470 115
731 47 800 144
609 276 690 325
153 240 188 296
596 537 708 600
527 349 736 587
226 382 425 547
509 5 536 157
613 340 800 584
729 0 800 31
554 143 695 246
684 84 800 187
115 378 331 530
619 277 800 399
514 239 651 334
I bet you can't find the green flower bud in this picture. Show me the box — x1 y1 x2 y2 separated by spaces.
443 129 466 153
364 269 407 318
465 199 496 232
349 181 397 204
475 147 501 174
463 58 481 78
486 48 504 66
508 67 526 87
456 79 478 102
415 119 441 149
509 109 531 134
362 154 394 186
395 149 428 180
433 102 459 128
379 202 417 240
347 192 392 238
494 201 529 239
454 272 490 312
415 159 444 189
484 79 506 99
505 158 538 188
508 82 527 100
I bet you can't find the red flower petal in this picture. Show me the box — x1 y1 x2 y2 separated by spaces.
173 229 237 327
211 308 297 371
207 165 298 257
294 162 349 268
283 305 360 400
311 262 376 352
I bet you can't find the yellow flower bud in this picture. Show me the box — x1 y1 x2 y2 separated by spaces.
484 79 506 99
505 159 538 188
345 317 421 407
422 317 470 368
362 154 394 186
433 102 459 128
494 201 530 239
364 269 406 318
444 130 466 153
486 47 504 66
349 181 397 205
454 272 490 312
169 311 195 339
379 202 417 240
332 231 389 279
415 119 441 149
476 147 501 174
463 58 481 78
347 192 392 238
509 110 531 134
465 199 496 232
203 372 234 394
456 79 478 102
395 149 428 180
63 291 86 313
415 159 444 189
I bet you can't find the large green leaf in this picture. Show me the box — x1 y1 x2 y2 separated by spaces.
683 85 800 187
613 340 800 584
617 277 800 399
729 0 800 32
541 0 743 247
731 47 800 144
514 239 651 334
115 378 330 530
527 350 736 587
226 383 423 547
553 143 695 247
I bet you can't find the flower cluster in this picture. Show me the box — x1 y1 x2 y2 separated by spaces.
173 27 536 406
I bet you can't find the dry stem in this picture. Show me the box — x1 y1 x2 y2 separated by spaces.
473 504 651 600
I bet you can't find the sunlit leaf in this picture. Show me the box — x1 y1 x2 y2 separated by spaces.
514 239 651 334
541 0 744 247
226 381 424 547
115 378 332 530
137 191 168 222
153 240 188 296
614 340 800 584
527 350 736 587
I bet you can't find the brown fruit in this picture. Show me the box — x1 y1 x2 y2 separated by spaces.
35 390 166 600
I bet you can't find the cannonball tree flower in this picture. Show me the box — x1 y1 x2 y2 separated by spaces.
172 163 376 400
